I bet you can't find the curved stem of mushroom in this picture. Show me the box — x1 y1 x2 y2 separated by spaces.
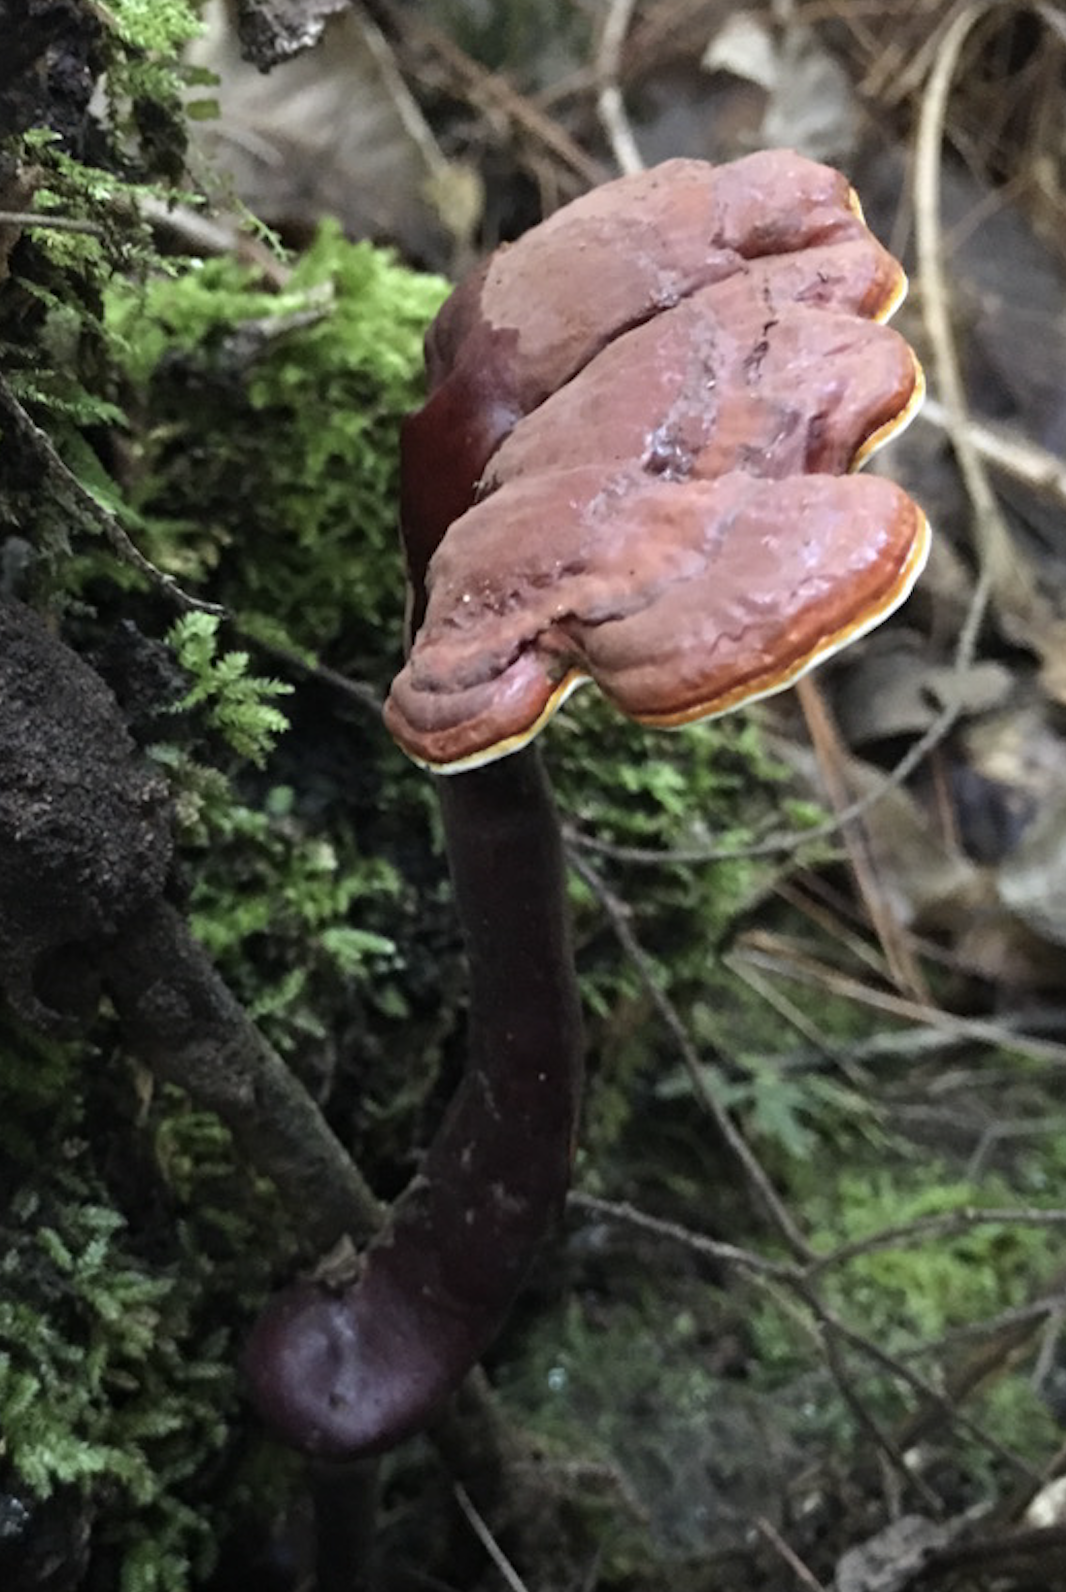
245 744 584 1458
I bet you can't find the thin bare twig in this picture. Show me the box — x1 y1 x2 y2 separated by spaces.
720 952 859 1078
750 1265 945 1509
595 0 644 175
102 900 383 1253
730 933 1066 1067
567 1191 797 1281
817 1314 944 1509
930 1292 1066 1355
453 1483 529 1592
389 4 607 189
251 634 383 717
577 1186 1057 1486
913 0 1049 636
568 848 813 1260
803 1284 1040 1484
355 10 451 187
810 1209 1066 1276
0 210 105 234
920 397 1066 509
753 1514 827 1592
0 376 223 615
575 1188 1066 1297
911 1521 1066 1585
796 674 929 999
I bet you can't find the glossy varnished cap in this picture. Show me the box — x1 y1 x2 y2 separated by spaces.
386 149 929 772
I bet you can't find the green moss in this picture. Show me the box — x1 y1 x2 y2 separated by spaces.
0 138 191 575
0 1174 231 1590
0 1018 83 1162
0 10 447 1587
108 223 450 673
93 226 465 1150
813 1172 1048 1334
157 743 414 1064
100 0 206 178
749 1161 1061 1485
107 0 204 57
0 992 291 1589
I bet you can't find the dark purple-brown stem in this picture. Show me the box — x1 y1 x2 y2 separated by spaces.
245 746 583 1457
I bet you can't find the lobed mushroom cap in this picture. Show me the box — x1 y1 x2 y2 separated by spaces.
398 148 905 606
388 149 928 772
421 149 903 406
385 467 928 771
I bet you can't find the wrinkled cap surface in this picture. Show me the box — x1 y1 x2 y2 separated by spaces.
386 149 929 771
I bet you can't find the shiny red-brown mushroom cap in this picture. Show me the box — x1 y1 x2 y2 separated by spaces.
386 466 927 770
386 149 929 773
398 148 906 605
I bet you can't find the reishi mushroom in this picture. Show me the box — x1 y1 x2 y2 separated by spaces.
386 148 928 771
245 149 929 1460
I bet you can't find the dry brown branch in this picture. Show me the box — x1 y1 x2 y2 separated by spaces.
250 633 383 717
0 210 105 233
725 950 861 1076
911 1521 1066 1586
453 1483 530 1592
890 1307 1049 1477
913 0 1052 639
355 8 451 188
817 1313 942 1507
572 1193 1066 1299
0 376 224 615
796 674 929 999
748 1265 949 1510
595 0 644 174
751 1253 1041 1494
730 933 1066 1067
102 899 384 1252
769 873 896 982
576 1185 1062 1490
812 1213 1066 1276
805 1286 1040 1484
920 397 1066 509
385 3 607 191
754 1513 828 1592
568 848 813 1259
626 0 745 75
567 1191 797 1280
568 841 1054 1493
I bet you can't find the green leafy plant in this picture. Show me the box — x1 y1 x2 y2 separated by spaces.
167 611 292 766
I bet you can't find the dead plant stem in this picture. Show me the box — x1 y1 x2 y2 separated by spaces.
913 0 1049 635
